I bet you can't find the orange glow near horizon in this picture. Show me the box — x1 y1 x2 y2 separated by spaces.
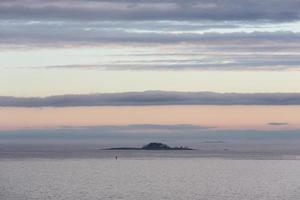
0 106 299 131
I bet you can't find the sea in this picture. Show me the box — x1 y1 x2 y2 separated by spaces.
1 145 300 200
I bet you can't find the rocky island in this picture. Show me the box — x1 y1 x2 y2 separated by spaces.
106 142 193 150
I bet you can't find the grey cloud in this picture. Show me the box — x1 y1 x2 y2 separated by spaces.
2 21 300 52
1 20 300 74
57 124 214 131
43 61 300 71
2 22 300 45
1 18 300 46
1 124 300 142
268 122 289 126
40 53 300 71
1 0 300 22
0 124 216 142
1 91 300 107
125 124 215 130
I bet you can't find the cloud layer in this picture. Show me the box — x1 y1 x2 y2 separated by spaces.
1 0 300 21
1 1 300 71
1 91 300 107
1 124 299 142
268 122 289 126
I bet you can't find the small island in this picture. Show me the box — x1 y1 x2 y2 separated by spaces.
105 142 194 150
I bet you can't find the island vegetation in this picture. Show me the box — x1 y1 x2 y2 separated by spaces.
106 142 193 150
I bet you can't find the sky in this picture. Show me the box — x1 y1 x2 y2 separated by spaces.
1 0 300 97
1 0 300 141
1 106 299 130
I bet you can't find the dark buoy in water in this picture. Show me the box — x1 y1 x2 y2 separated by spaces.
115 156 118 160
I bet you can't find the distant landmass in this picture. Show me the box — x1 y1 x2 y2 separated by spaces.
106 142 193 150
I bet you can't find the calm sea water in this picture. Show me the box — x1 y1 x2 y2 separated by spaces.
1 151 300 200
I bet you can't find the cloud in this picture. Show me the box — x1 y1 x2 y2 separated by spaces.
1 124 300 142
2 20 300 71
268 122 289 126
1 5 300 72
0 124 215 141
2 22 300 45
1 91 300 107
1 0 300 22
125 124 215 130
42 54 300 71
57 124 214 131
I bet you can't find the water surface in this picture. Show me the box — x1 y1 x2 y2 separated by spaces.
1 152 300 200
